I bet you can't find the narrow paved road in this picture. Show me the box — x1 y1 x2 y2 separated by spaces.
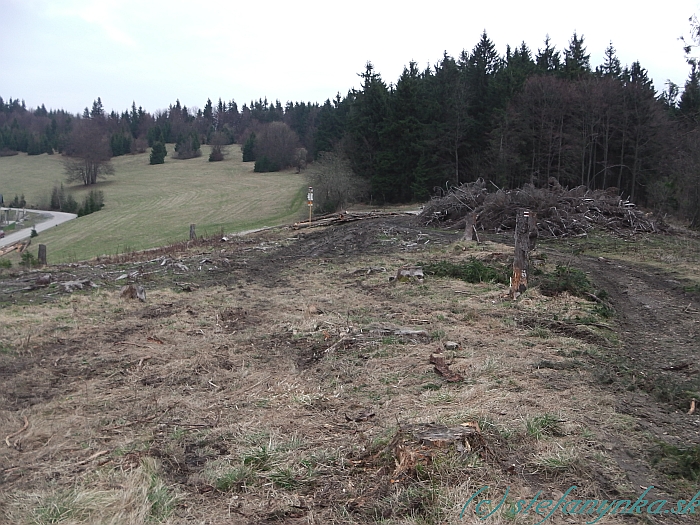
0 209 77 248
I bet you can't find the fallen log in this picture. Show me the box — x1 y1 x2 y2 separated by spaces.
293 210 419 229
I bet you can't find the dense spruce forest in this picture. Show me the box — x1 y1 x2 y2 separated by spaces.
2 32 699 225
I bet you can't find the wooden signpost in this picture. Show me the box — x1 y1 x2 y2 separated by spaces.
307 186 313 224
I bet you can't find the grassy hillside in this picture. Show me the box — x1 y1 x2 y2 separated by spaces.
0 146 306 262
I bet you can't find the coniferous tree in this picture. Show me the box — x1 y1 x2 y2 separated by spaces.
563 32 591 80
535 35 561 74
346 63 389 199
599 42 622 78
679 62 700 122
242 132 256 161
465 31 501 172
150 142 167 164
174 132 201 159
376 61 428 200
315 94 348 157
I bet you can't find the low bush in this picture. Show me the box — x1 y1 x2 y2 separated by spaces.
422 258 510 284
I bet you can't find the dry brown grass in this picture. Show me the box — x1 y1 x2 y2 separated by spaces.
1 221 689 524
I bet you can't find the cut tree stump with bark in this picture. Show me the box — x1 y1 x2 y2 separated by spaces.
392 266 424 282
430 352 464 382
120 284 146 302
510 209 537 299
462 212 479 242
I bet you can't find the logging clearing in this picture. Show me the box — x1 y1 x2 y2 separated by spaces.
0 213 698 525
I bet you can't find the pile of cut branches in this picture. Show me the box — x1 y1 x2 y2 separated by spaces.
420 178 666 237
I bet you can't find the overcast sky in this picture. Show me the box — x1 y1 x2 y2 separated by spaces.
2 0 699 115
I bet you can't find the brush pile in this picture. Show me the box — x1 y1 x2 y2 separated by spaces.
420 178 666 237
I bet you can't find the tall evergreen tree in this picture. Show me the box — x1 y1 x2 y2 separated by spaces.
346 63 389 199
465 31 502 172
535 35 561 74
598 42 622 78
563 32 591 80
679 62 700 121
150 142 167 164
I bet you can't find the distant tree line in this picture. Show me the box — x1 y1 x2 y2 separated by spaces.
2 28 700 224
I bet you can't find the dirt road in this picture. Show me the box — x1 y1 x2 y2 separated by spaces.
0 209 77 248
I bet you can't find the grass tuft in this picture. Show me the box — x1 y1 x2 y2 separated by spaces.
526 414 565 439
215 466 256 492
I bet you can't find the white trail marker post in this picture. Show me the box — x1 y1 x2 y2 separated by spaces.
307 186 313 224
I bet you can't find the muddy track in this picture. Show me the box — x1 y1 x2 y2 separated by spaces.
562 254 700 511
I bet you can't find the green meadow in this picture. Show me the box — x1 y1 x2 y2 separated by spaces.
0 146 306 262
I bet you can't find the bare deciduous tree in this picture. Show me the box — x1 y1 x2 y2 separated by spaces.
63 119 114 185
307 150 368 213
294 147 308 173
208 132 229 162
254 122 300 171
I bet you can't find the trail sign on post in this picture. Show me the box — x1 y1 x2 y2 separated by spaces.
307 186 313 224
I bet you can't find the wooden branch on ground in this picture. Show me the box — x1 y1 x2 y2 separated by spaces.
5 416 29 447
77 450 109 465
324 336 349 354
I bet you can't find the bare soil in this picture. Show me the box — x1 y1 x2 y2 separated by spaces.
1 216 698 525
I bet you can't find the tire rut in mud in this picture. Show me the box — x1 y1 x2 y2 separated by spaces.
571 255 699 507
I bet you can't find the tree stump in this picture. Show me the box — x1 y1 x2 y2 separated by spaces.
510 209 537 298
38 244 47 265
462 212 479 242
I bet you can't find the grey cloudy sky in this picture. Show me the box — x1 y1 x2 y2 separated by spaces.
2 0 699 114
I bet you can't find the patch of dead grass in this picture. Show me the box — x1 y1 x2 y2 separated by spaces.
0 226 669 524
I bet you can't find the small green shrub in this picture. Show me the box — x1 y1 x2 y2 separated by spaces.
422 258 510 284
536 265 592 297
652 443 700 481
20 251 37 268
253 155 280 173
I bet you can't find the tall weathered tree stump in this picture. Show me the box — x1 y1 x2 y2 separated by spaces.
189 224 196 240
462 212 479 242
510 209 537 298
38 244 47 266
